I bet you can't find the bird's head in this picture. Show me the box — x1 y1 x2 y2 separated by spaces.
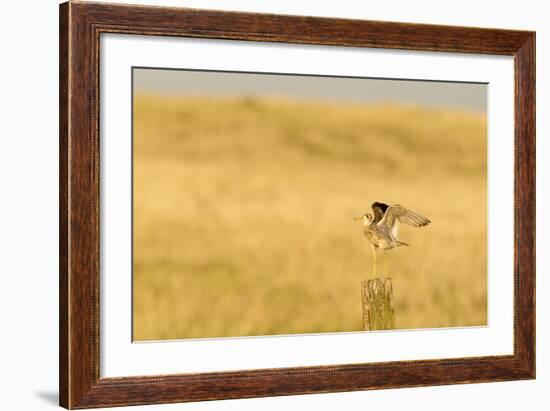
354 213 373 226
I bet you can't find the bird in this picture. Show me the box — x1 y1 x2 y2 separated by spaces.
354 202 430 278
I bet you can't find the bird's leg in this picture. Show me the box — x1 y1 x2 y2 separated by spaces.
383 249 388 277
371 244 377 278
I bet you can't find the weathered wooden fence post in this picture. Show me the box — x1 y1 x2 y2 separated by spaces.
361 278 395 331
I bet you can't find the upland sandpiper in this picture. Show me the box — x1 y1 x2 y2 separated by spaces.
354 202 430 277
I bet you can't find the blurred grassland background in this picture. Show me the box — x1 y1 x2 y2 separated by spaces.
133 93 487 341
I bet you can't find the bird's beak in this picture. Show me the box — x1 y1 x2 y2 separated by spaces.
353 216 362 221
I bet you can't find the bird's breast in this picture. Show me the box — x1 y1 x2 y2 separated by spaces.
363 228 378 244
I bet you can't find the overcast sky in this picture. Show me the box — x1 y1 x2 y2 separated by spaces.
134 67 487 112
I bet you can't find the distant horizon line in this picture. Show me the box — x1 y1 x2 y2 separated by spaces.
133 67 488 113
133 91 487 114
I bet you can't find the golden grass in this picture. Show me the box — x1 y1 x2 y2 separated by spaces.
133 94 487 341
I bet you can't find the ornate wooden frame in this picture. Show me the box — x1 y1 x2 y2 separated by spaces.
59 1 535 408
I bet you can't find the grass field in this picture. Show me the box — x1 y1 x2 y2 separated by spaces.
133 94 487 341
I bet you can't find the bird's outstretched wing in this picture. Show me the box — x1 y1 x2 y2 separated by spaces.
371 202 389 224
380 205 431 230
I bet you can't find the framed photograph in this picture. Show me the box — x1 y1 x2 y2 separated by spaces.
59 2 535 408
